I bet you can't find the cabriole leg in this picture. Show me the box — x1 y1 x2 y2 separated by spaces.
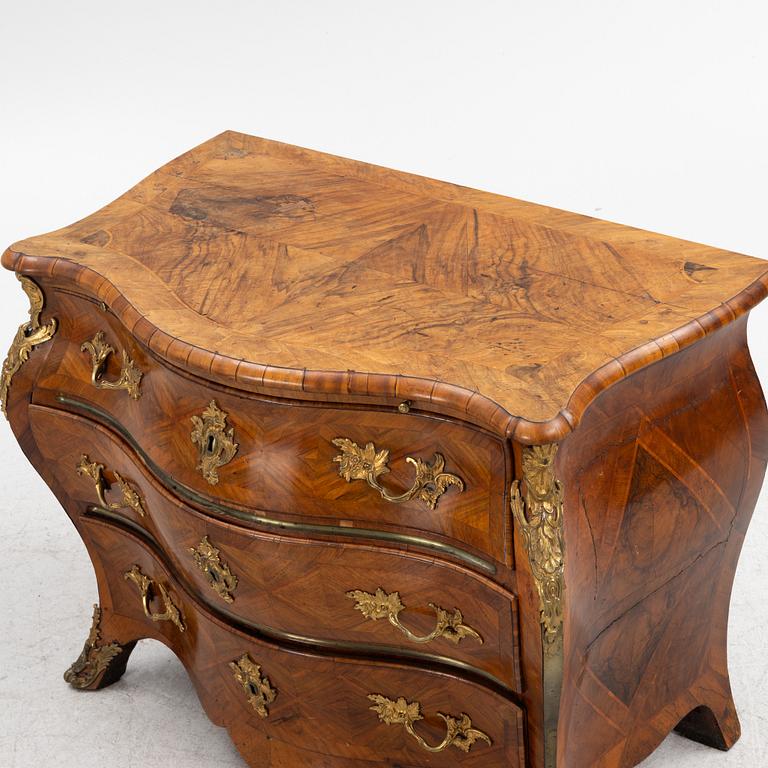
64 603 137 691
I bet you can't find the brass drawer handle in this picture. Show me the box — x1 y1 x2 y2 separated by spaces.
230 653 277 718
124 565 185 632
81 331 143 399
189 536 238 603
77 454 146 517
190 400 238 485
332 438 465 510
368 694 491 753
347 588 482 645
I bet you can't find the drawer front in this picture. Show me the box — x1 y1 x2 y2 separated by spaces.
29 404 522 693
34 290 511 565
81 516 526 768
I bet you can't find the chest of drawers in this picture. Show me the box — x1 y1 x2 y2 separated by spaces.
3 131 767 768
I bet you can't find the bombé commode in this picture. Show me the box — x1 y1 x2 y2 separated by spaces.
3 131 767 768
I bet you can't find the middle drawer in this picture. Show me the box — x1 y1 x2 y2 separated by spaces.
29 403 522 693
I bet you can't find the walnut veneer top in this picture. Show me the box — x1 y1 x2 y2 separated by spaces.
4 131 768 441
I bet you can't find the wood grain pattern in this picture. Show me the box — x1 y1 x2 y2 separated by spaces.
555 315 768 767
27 402 522 692
32 288 511 567
79 516 527 768
4 131 767 442
3 133 768 768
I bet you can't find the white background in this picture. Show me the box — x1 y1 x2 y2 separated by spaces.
1 2 767 766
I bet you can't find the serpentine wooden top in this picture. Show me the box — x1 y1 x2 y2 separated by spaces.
4 131 768 441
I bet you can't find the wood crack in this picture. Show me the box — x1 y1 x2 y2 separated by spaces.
584 536 729 657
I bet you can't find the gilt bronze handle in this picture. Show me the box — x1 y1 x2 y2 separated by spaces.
77 454 146 517
331 438 464 510
124 565 185 632
347 588 482 645
368 694 491 753
81 330 143 399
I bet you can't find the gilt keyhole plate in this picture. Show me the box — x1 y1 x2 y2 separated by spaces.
190 400 238 485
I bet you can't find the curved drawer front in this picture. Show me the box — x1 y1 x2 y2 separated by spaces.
81 517 526 768
34 290 511 565
29 404 521 692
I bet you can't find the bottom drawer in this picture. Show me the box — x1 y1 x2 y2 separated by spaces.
80 515 527 768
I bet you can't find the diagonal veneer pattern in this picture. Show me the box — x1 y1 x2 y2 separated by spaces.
2 131 767 768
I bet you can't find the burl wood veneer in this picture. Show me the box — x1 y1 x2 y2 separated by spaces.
2 131 767 768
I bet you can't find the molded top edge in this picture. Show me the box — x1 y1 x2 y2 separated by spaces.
3 131 768 443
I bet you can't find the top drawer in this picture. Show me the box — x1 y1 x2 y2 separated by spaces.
33 290 512 566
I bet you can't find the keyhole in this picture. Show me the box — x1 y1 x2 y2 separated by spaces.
206 434 217 454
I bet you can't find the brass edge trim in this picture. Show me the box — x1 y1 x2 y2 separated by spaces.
56 395 496 575
83 505 518 702
542 634 564 768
